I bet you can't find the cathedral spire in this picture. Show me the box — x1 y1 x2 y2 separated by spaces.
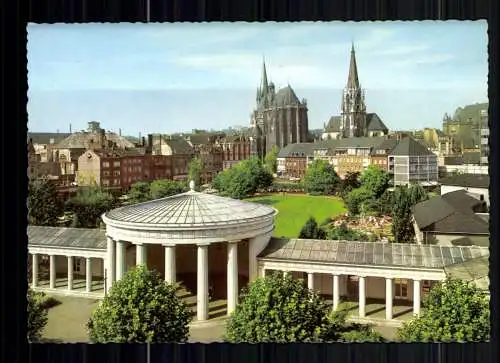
261 56 269 94
347 43 360 89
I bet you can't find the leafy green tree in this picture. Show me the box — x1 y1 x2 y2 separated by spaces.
225 273 330 343
264 145 280 174
28 179 62 226
327 222 370 241
215 157 273 199
28 289 49 342
359 165 391 198
149 179 185 200
127 181 151 204
322 306 384 342
299 217 327 239
303 160 340 195
398 279 489 342
345 187 373 215
391 185 429 243
87 266 193 343
339 172 361 196
188 157 204 189
66 187 117 228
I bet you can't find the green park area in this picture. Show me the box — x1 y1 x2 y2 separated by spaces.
246 194 346 238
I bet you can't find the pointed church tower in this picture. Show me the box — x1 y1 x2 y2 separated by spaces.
340 43 367 138
257 57 269 104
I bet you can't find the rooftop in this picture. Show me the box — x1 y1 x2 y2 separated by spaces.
28 226 107 250
258 238 488 269
439 174 490 189
389 137 435 157
104 183 276 228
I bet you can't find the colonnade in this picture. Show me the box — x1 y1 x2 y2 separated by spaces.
31 253 101 293
268 269 422 319
106 237 241 321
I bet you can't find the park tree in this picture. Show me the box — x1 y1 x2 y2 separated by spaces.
28 179 62 226
398 279 489 342
188 157 204 190
322 306 384 342
264 145 280 174
150 179 186 200
299 217 327 239
345 187 374 216
127 181 151 204
27 289 49 342
359 165 391 198
303 160 340 195
225 273 331 343
66 187 117 228
339 172 361 196
87 266 193 343
391 185 429 243
215 157 273 199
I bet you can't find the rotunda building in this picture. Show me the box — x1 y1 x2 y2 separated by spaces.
102 181 276 321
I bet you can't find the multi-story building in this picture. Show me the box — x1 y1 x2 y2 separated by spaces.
322 44 389 140
369 138 399 171
388 137 438 186
27 132 71 162
148 135 194 181
217 135 252 170
277 143 315 179
479 108 489 165
194 143 224 185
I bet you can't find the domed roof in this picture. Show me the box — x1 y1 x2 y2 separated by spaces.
103 187 276 228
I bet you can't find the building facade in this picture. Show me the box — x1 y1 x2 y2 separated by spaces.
388 137 438 186
217 135 252 170
250 60 309 159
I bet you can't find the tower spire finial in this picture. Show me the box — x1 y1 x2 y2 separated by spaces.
347 43 360 89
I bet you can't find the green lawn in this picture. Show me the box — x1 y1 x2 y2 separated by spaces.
246 194 346 238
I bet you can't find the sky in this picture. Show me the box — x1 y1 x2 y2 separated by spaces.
27 21 488 136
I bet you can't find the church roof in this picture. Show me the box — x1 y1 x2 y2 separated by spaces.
347 43 360 89
56 132 135 149
103 187 276 228
366 113 389 131
274 85 301 106
324 116 342 132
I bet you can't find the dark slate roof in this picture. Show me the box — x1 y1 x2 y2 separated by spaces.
28 226 107 250
462 152 481 165
164 138 194 154
389 137 434 156
370 138 399 155
274 85 301 106
277 143 315 158
439 174 490 189
56 132 135 149
412 190 489 235
28 132 72 145
325 116 342 132
184 133 223 145
335 136 387 149
366 113 389 132
258 237 489 269
443 156 464 165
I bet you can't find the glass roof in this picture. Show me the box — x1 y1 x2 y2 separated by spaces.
444 255 490 291
28 226 107 250
258 238 489 269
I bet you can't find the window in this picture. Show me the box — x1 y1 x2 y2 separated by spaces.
102 179 110 186
103 170 110 177
102 162 110 168
73 258 83 273
113 170 120 176
113 161 120 167
394 279 408 298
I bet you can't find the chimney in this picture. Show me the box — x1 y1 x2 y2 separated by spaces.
69 123 72 133
139 132 142 140
119 128 122 136
100 129 106 149
142 136 146 147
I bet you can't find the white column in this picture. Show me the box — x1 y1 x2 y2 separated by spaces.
307 273 314 290
332 274 340 310
413 279 421 316
248 238 257 282
260 267 266 278
86 257 92 292
227 241 239 315
283 270 290 278
106 237 115 292
385 278 393 320
164 244 176 283
197 244 209 321
115 241 126 281
67 256 74 291
32 254 39 288
49 255 56 289
358 276 366 318
136 244 147 267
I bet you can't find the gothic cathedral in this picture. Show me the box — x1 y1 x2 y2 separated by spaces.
249 59 309 159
